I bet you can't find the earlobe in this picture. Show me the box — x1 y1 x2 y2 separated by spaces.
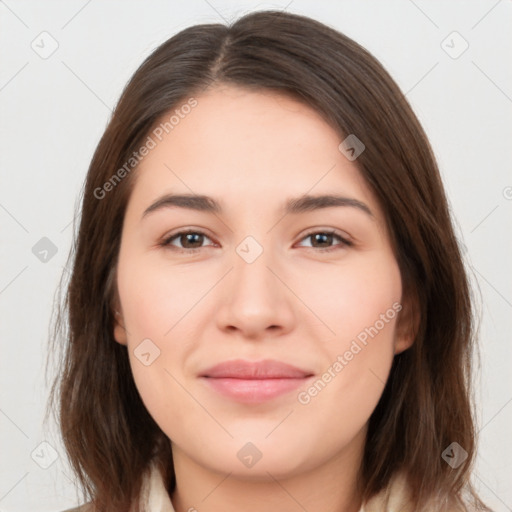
109 270 127 345
112 307 128 346
394 329 414 355
394 292 420 355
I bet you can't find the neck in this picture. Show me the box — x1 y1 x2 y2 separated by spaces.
170 429 365 512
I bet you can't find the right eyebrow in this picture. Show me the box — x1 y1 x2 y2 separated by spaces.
142 194 220 219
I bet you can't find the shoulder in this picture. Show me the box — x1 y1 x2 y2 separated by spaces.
362 472 478 512
361 471 411 511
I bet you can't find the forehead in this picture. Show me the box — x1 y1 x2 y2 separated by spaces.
129 85 380 218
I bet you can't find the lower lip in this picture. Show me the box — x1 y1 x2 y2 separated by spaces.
201 377 311 403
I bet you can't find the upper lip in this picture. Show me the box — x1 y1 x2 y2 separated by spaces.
200 359 314 379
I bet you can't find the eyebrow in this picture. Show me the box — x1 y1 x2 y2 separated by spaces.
141 193 373 219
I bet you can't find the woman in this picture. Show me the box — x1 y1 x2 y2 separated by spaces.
47 9 491 512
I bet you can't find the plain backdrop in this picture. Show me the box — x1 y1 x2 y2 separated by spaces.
1 1 511 511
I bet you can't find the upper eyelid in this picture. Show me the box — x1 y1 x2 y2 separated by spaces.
161 229 217 250
163 229 215 245
162 228 351 249
296 230 352 247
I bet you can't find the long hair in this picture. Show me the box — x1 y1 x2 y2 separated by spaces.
45 10 490 511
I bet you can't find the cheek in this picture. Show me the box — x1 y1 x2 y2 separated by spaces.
297 254 401 410
127 341 210 444
117 253 208 340
305 252 402 343
116 254 207 434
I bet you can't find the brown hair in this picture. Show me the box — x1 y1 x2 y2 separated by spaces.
46 9 490 511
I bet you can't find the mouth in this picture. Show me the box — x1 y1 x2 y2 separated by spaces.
199 359 315 404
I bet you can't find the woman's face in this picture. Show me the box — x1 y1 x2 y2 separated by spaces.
113 85 413 478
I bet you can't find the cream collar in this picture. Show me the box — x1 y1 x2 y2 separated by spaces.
132 462 412 512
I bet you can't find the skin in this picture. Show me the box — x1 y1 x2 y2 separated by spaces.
113 85 415 512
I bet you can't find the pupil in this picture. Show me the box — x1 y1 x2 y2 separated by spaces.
314 233 332 247
183 233 202 248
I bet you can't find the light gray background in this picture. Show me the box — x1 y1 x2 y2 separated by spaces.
1 1 511 511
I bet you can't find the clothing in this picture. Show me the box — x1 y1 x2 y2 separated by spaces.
62 461 414 512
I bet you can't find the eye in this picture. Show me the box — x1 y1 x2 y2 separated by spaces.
296 230 352 252
159 228 352 254
160 230 216 252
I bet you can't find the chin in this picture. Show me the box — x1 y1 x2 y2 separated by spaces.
190 435 324 479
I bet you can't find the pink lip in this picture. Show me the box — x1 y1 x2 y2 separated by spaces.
199 359 314 403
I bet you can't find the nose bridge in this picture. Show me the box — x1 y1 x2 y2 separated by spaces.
231 237 280 308
216 235 295 336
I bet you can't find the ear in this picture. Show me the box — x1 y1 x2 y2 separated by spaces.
394 289 420 355
111 294 128 346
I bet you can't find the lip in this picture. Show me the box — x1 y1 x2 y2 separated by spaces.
199 359 314 403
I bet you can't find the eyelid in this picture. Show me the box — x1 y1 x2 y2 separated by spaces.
160 228 217 251
294 228 353 250
160 227 353 253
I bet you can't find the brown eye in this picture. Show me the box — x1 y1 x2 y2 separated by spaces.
176 232 205 249
161 230 214 251
297 230 352 252
310 232 335 248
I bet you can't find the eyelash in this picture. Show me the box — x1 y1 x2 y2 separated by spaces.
159 229 353 254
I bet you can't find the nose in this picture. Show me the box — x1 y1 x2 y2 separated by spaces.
215 248 296 340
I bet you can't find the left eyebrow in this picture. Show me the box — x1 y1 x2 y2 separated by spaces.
141 193 374 219
283 194 373 217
